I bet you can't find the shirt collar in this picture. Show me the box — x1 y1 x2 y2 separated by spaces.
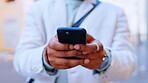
85 0 96 4
53 0 97 4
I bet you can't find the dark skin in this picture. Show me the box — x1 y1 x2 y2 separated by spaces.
44 34 106 69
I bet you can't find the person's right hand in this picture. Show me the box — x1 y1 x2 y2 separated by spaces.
44 35 88 69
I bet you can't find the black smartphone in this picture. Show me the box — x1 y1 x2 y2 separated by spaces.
57 27 86 45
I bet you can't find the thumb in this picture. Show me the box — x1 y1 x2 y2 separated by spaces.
86 34 95 43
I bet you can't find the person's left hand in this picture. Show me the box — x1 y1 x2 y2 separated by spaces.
74 34 107 69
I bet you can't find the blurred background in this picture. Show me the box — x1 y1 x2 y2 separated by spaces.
0 0 148 83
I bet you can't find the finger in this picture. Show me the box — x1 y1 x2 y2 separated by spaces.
86 34 95 43
44 48 50 64
85 48 106 60
46 47 83 58
74 43 98 54
49 58 85 69
57 50 81 57
82 57 103 69
49 37 74 51
52 65 72 69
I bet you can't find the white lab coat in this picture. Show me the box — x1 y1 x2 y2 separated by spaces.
14 0 136 83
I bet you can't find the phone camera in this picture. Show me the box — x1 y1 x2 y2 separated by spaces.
65 32 69 35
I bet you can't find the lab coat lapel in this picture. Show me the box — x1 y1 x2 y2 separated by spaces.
54 0 67 28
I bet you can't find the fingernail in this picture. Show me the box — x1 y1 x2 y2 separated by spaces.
82 52 88 55
69 45 74 50
84 59 90 64
74 45 80 50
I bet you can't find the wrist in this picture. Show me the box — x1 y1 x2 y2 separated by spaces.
42 48 58 75
94 49 112 74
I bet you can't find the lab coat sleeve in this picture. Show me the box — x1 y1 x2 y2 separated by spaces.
99 9 136 81
13 3 58 82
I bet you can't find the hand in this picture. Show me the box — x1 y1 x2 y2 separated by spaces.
74 34 106 69
44 35 88 69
